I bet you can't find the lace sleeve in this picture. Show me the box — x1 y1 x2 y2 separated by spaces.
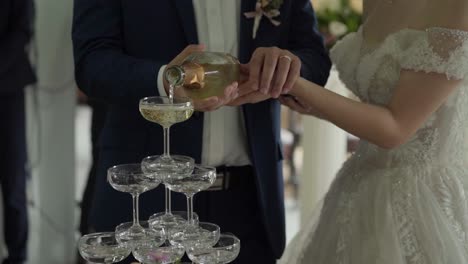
330 29 363 97
398 28 468 80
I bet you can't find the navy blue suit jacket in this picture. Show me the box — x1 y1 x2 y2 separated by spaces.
0 0 35 94
73 0 331 257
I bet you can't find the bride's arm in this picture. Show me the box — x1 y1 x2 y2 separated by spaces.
283 70 460 149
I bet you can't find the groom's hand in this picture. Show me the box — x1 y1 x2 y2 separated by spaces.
163 44 205 96
228 64 271 106
164 44 240 112
195 82 239 111
247 47 301 98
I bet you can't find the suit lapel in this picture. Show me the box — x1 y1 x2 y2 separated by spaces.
240 0 260 150
174 0 198 44
239 0 258 63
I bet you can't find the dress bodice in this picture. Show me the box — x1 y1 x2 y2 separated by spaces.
330 27 468 168
280 26 468 264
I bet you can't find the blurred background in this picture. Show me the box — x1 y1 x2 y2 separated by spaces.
1 0 362 263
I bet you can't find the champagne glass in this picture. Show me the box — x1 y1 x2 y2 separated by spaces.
163 165 218 248
140 96 194 227
115 221 165 248
139 97 194 162
78 232 131 263
163 165 216 226
149 210 199 239
142 155 194 228
187 233 241 264
132 242 185 264
108 164 161 242
168 221 220 249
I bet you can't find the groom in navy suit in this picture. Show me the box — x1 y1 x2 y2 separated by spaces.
72 0 330 262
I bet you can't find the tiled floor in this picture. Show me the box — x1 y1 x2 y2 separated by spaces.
74 105 300 244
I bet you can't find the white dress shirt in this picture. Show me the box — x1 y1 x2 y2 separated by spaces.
157 0 251 167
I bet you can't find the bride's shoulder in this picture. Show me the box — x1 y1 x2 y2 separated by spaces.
395 1 468 81
422 0 468 32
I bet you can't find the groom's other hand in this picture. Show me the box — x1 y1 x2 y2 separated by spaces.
248 47 301 98
228 64 271 106
163 44 240 112
195 81 239 111
163 44 205 96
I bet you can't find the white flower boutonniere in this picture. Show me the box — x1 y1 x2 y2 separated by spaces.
244 0 283 39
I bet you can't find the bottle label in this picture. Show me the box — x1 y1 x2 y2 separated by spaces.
182 62 205 90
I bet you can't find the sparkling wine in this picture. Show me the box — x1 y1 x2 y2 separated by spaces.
139 104 194 128
165 52 240 99
169 84 175 100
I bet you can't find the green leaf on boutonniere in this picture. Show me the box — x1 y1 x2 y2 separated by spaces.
261 0 284 12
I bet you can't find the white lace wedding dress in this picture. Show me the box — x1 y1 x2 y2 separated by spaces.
280 26 468 264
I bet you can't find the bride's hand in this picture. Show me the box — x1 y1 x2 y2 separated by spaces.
247 47 301 98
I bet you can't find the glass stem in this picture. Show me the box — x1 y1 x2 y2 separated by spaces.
163 125 172 215
132 193 140 226
163 127 171 158
165 186 172 215
186 194 195 226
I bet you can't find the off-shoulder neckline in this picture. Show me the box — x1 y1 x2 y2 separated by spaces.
359 26 468 59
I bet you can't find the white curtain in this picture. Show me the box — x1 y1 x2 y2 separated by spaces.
299 67 348 224
26 0 76 263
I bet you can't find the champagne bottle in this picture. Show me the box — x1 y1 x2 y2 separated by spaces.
164 52 240 99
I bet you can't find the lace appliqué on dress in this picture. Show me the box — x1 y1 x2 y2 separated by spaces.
281 27 468 264
398 28 468 80
391 170 428 264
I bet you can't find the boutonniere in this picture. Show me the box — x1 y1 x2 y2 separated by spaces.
244 0 283 39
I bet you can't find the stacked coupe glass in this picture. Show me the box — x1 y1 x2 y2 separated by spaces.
78 96 240 264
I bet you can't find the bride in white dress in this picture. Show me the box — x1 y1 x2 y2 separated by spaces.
279 0 468 263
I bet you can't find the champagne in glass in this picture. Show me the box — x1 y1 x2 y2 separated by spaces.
139 103 194 128
139 97 194 160
139 96 194 229
164 52 240 99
